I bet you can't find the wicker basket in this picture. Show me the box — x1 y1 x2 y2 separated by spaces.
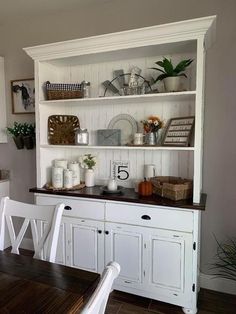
48 115 80 145
45 81 83 100
150 176 193 201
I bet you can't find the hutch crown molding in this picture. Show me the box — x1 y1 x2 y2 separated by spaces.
25 16 216 314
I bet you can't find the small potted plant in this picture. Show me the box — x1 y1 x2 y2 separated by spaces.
20 123 35 149
79 154 97 187
6 122 24 149
151 57 193 92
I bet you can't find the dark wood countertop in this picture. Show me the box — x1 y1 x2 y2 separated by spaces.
30 186 206 210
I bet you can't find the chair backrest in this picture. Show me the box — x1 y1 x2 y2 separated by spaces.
0 196 64 263
81 261 120 314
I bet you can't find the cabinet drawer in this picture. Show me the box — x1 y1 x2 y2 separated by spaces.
35 195 105 220
106 202 193 232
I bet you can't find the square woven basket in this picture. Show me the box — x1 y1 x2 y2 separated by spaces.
150 176 193 201
45 81 83 100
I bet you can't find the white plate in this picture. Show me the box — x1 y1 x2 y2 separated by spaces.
108 114 138 145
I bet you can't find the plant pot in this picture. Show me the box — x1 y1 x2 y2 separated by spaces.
23 135 34 149
163 77 181 92
85 169 95 187
13 136 24 149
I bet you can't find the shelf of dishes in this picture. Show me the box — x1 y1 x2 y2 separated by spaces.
39 91 196 105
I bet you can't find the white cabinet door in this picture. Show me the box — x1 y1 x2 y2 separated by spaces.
145 228 193 307
105 222 144 290
66 217 104 274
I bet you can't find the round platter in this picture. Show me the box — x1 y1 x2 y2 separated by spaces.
108 114 138 145
101 186 124 195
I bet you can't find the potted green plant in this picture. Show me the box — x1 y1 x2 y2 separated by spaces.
20 123 35 149
151 57 193 92
211 236 236 282
6 122 24 149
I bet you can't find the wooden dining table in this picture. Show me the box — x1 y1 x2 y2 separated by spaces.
0 251 100 313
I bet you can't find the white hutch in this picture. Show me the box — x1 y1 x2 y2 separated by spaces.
25 16 216 314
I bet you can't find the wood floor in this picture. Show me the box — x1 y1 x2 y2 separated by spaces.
106 289 236 314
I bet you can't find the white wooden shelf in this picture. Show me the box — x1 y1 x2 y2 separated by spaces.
39 91 196 106
40 144 195 151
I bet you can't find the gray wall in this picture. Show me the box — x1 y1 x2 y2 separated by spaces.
0 0 235 274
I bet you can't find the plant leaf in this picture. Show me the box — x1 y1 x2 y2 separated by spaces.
154 73 168 82
149 67 166 74
155 61 164 67
162 57 173 75
178 73 187 78
174 59 193 74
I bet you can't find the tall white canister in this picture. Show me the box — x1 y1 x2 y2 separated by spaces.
63 169 73 189
52 167 63 188
68 161 80 186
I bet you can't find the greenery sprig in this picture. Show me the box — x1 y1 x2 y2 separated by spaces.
6 122 35 137
79 154 97 170
211 236 236 282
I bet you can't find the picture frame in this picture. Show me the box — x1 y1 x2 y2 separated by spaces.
162 116 195 147
11 78 35 114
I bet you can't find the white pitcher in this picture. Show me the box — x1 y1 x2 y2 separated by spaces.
144 164 156 179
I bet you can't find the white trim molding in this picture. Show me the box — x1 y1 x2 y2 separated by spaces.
24 16 216 61
200 272 236 295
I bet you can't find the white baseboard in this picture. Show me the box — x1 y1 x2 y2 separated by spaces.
8 237 236 296
200 272 236 295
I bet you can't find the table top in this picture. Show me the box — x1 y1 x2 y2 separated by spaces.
30 186 207 210
0 251 100 313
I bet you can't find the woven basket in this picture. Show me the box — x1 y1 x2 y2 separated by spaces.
45 81 83 100
150 176 193 201
48 115 80 145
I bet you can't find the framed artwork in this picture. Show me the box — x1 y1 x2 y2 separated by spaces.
11 78 35 114
162 116 195 146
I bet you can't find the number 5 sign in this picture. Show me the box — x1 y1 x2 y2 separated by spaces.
111 160 130 181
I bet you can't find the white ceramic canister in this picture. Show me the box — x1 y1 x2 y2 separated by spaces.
54 159 68 170
107 177 118 191
63 169 73 189
52 167 63 188
68 161 80 186
85 169 95 187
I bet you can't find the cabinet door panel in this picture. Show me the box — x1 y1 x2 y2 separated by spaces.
105 223 143 289
67 218 104 274
145 228 193 306
151 237 183 290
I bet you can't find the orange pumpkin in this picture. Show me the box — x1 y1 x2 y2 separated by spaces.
138 178 153 196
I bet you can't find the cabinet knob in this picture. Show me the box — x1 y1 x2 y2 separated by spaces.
141 215 151 220
98 230 102 234
105 231 109 235
64 205 72 210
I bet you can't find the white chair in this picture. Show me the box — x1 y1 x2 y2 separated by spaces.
0 196 64 263
81 261 120 314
